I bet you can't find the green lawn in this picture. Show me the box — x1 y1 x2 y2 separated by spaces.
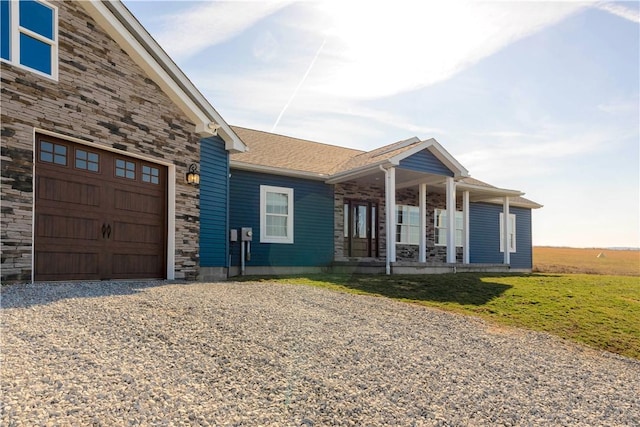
242 273 640 360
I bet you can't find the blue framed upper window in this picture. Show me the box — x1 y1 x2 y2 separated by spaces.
1 0 58 79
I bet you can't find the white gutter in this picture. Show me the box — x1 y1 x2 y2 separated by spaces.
230 161 328 181
326 160 395 184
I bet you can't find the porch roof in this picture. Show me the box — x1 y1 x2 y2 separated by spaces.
229 126 541 208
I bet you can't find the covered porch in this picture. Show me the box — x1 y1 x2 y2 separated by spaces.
328 138 527 274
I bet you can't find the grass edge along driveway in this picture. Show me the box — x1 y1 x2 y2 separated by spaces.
242 273 640 360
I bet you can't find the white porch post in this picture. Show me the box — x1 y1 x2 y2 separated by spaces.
463 190 470 264
503 196 510 265
419 183 427 263
383 166 397 274
388 167 396 262
445 177 456 263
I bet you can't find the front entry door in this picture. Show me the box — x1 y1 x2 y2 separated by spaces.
344 200 378 257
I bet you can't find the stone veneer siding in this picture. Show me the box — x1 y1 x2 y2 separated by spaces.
1 1 201 282
334 182 463 263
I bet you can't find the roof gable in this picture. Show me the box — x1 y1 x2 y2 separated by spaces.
328 138 469 182
390 139 468 178
78 1 245 152
398 149 454 177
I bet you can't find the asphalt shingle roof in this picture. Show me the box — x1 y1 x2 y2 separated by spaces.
230 127 362 175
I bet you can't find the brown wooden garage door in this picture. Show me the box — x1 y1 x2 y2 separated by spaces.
34 134 167 281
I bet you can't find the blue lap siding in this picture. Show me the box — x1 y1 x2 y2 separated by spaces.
469 203 533 269
199 136 230 267
229 170 334 267
398 149 454 176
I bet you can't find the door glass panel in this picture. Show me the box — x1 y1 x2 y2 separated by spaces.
142 165 159 184
371 206 376 239
115 159 135 179
354 205 367 238
75 149 99 172
40 140 66 165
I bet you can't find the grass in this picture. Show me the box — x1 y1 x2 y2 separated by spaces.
534 246 639 276
243 273 640 360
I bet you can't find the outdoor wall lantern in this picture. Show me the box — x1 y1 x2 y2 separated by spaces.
186 163 200 185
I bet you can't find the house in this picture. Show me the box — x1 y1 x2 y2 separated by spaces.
198 127 541 277
0 0 245 283
2 0 540 283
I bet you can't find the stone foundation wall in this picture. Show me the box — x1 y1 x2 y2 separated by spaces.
1 1 201 281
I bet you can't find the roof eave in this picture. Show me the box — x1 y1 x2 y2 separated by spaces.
457 182 524 200
325 160 392 184
230 161 327 181
476 197 544 209
81 0 247 153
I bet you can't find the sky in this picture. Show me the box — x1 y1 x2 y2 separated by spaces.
123 0 640 248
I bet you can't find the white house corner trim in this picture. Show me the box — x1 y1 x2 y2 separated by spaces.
503 196 510 265
463 190 470 264
167 165 176 280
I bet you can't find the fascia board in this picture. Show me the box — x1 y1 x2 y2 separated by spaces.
230 161 327 181
427 139 470 177
473 197 544 209
81 1 246 153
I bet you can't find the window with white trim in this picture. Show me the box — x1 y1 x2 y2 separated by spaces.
1 0 58 79
434 208 463 247
260 185 294 244
500 213 516 253
396 205 420 245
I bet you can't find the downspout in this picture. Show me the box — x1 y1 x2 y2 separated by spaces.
379 165 391 275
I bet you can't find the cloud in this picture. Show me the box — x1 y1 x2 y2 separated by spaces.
455 126 613 184
299 1 586 99
595 2 640 23
598 100 639 114
150 1 293 60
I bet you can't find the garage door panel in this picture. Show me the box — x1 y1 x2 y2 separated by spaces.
112 253 163 277
35 251 100 279
112 221 162 244
36 214 101 241
114 188 163 215
37 176 101 207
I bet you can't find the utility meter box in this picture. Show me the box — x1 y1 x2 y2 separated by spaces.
241 227 253 241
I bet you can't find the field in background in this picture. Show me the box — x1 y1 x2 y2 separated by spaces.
534 246 639 276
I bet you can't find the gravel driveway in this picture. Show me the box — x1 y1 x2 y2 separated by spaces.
1 281 638 426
